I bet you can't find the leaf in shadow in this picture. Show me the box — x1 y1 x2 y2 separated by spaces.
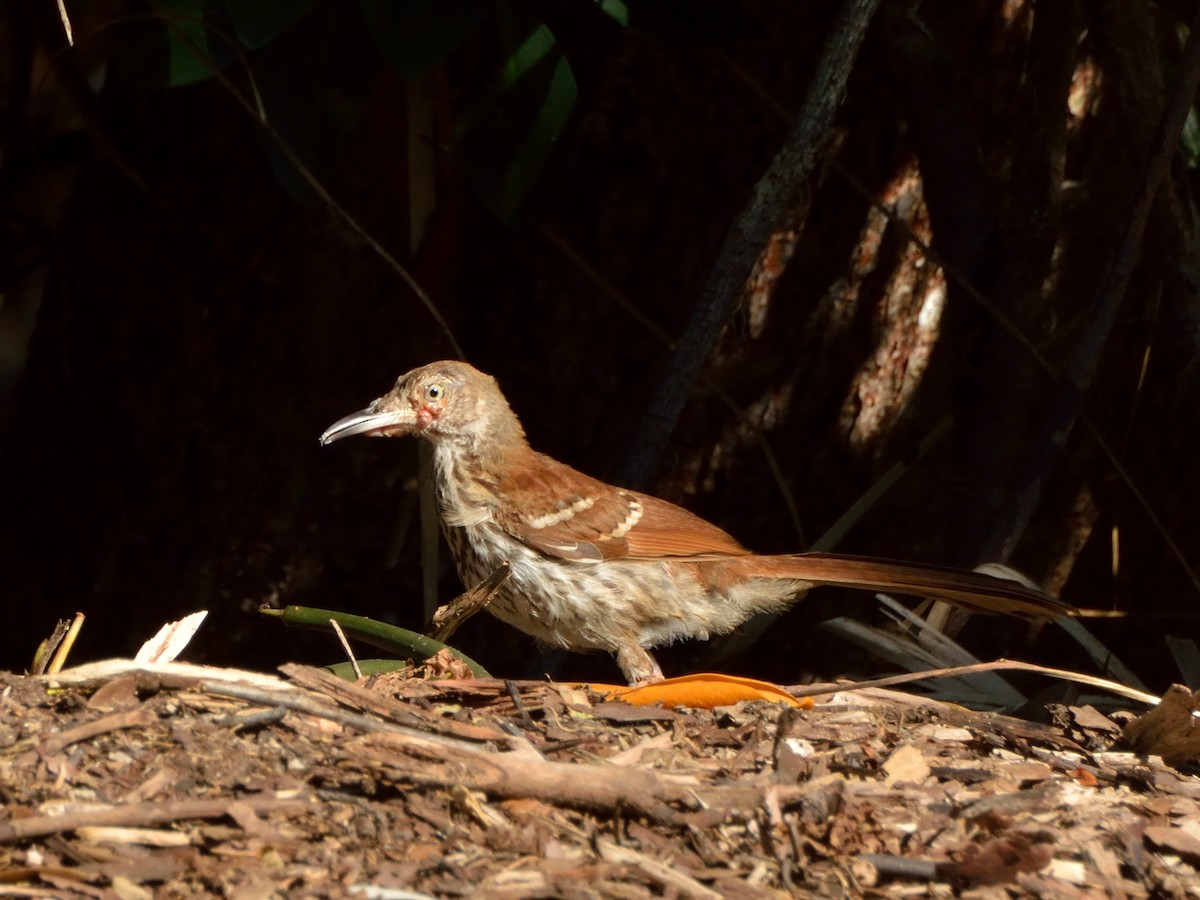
112 0 218 88
455 3 578 224
222 0 324 50
247 0 379 203
361 0 494 81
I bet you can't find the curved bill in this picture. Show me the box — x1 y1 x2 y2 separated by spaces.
320 406 417 445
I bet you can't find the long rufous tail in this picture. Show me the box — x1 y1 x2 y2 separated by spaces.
747 552 1072 619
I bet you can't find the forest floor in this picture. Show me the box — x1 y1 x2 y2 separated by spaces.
1 661 1198 898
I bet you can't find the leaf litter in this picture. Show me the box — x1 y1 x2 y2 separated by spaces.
1 660 1199 897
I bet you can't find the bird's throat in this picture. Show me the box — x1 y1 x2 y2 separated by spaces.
431 442 496 530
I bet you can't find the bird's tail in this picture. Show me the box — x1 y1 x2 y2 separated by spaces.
745 552 1073 619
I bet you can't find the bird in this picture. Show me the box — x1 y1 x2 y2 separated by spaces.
321 360 1072 684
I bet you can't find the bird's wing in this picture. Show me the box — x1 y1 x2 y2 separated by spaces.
495 452 750 561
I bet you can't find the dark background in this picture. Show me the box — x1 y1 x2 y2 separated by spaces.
1 0 1197 691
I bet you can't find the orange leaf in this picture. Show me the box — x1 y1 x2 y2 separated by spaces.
579 673 812 709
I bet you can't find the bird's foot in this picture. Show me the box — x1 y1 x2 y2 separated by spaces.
616 644 664 686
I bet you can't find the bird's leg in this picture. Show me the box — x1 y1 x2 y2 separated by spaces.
616 643 665 685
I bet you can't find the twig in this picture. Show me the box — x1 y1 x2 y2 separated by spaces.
201 677 498 753
431 563 510 643
47 612 85 675
280 663 509 743
162 16 464 358
205 672 733 823
0 796 308 844
31 617 72 676
361 729 689 824
789 659 1160 706
330 619 363 680
56 0 73 45
43 659 300 692
859 854 940 882
596 838 722 899
40 704 157 757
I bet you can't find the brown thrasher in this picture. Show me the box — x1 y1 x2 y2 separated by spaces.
321 361 1071 684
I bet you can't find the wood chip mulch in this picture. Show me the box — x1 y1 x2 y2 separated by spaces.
1 660 1198 898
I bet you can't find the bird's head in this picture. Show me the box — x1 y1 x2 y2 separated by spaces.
320 360 525 453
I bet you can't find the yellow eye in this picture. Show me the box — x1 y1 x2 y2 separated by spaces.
426 383 443 401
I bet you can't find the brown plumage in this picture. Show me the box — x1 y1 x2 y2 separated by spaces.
321 361 1072 684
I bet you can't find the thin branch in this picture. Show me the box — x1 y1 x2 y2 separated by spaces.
0 796 308 844
166 15 464 358
789 658 1160 706
617 0 883 489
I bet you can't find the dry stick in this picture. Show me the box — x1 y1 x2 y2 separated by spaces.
203 678 695 823
31 617 72 676
280 664 510 743
430 563 510 644
213 670 771 823
617 0 883 489
329 619 362 680
596 838 722 900
39 704 157 757
0 797 308 844
55 0 73 45
789 659 1160 706
361 728 719 825
201 679 500 754
984 4 1200 564
47 612 85 675
859 855 940 882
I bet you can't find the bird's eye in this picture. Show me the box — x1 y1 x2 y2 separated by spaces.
426 383 443 401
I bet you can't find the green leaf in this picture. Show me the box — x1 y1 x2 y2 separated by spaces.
456 5 579 224
222 0 323 49
163 0 214 85
499 49 576 220
1182 106 1200 170
263 607 491 678
361 0 494 80
111 0 218 88
595 0 630 27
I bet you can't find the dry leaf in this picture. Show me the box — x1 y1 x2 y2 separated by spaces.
588 673 813 709
882 743 930 786
1122 685 1200 766
134 611 208 664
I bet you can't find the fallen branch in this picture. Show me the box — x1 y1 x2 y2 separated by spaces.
0 796 309 844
